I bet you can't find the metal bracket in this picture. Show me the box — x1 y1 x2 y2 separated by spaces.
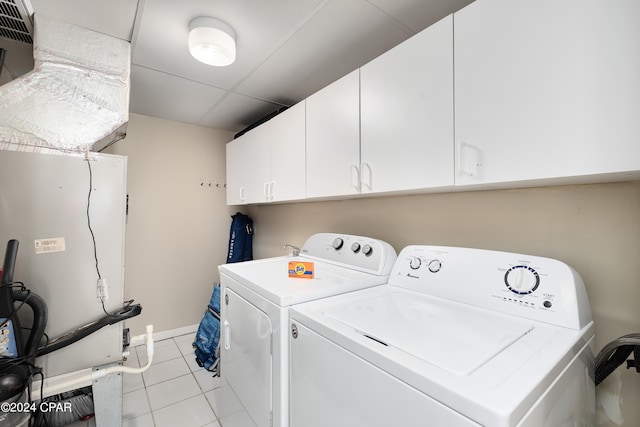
92 361 123 426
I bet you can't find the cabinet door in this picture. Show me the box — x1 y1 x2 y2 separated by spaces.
226 137 247 205
360 15 454 194
241 125 271 204
306 70 361 198
454 0 640 186
269 101 306 202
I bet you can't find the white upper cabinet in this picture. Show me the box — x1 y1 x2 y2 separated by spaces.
226 124 270 205
454 0 640 186
229 0 640 205
306 70 361 198
226 102 306 205
360 15 454 194
269 101 306 202
226 135 245 205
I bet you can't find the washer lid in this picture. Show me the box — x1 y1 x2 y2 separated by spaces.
324 289 534 376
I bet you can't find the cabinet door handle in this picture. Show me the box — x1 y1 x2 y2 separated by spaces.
239 186 246 201
263 182 270 200
361 162 373 191
457 141 482 177
456 141 466 176
350 164 361 191
269 181 274 200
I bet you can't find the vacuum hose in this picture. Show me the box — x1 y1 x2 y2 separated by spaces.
12 289 47 360
595 333 640 386
34 302 142 357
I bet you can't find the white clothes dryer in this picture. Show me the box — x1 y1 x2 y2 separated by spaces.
289 245 595 427
218 233 397 427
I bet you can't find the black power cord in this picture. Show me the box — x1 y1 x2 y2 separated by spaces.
85 159 109 316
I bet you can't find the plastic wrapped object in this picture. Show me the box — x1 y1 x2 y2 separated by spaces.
0 13 130 154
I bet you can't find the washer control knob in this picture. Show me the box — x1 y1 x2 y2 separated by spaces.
351 242 361 253
505 265 540 295
362 244 373 256
409 257 422 270
332 237 344 250
428 259 442 273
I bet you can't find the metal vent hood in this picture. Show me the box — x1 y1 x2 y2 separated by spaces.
0 12 130 153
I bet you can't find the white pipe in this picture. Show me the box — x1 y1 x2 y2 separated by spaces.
32 325 154 399
92 324 155 379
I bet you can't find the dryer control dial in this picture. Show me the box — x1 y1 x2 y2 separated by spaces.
332 237 344 250
427 259 442 273
505 265 540 295
409 257 422 270
362 244 373 256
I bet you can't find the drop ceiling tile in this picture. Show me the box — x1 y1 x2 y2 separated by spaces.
131 0 324 90
5 0 476 132
129 65 226 124
197 92 285 133
235 0 413 104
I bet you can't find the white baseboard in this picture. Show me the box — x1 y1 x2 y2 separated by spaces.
152 324 199 342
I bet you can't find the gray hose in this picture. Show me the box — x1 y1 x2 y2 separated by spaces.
595 333 640 386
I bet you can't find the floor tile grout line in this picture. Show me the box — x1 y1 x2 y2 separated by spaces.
138 351 195 389
144 372 201 412
180 353 223 424
200 372 221 422
122 335 228 427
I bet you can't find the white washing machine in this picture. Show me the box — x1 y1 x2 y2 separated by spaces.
289 245 595 427
218 233 397 427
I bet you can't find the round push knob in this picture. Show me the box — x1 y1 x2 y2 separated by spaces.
362 244 373 256
332 237 344 250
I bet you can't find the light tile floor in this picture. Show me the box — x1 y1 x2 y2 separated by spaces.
67 333 255 427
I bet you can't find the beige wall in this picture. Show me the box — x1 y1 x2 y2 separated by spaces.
247 182 640 426
105 113 236 334
109 113 639 425
247 184 640 349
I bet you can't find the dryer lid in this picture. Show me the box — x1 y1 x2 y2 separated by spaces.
324 289 534 376
220 257 390 306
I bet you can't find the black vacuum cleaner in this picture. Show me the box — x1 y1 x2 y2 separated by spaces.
0 239 142 423
0 239 45 405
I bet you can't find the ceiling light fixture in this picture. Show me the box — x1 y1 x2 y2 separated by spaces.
188 17 236 67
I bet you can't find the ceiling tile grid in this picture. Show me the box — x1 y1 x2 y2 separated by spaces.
1 0 475 132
